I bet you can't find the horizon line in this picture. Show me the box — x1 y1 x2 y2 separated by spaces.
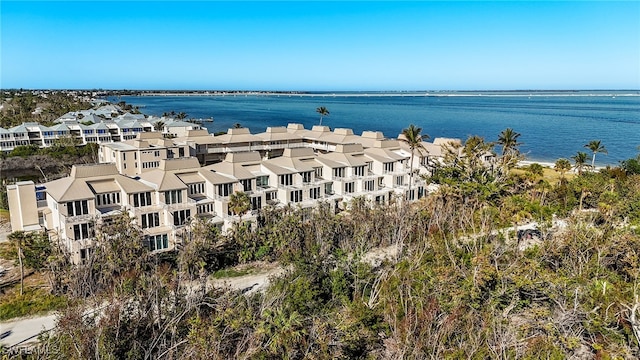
3 88 640 93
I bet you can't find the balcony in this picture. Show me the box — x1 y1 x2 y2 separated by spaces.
164 197 196 211
263 142 306 151
131 204 163 215
307 142 337 152
64 214 93 224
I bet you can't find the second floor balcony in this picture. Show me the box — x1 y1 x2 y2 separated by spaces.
64 213 94 224
164 197 196 212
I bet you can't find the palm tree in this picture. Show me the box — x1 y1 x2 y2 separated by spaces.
572 151 589 175
585 140 607 168
554 158 572 179
400 124 429 196
153 120 165 132
228 191 250 222
316 106 329 125
497 128 522 157
176 112 188 120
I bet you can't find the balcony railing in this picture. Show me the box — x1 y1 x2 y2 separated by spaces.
164 197 196 211
131 204 163 215
64 214 93 224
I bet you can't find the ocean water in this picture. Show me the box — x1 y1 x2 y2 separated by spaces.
115 92 640 166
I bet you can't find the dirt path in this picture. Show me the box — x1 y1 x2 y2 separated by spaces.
209 245 401 295
210 267 287 294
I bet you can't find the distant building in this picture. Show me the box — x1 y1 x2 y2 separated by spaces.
0 107 173 152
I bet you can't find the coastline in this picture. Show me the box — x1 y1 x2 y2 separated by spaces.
115 93 640 165
134 91 640 98
518 160 609 171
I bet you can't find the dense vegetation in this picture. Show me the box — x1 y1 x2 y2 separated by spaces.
0 90 92 128
0 137 638 359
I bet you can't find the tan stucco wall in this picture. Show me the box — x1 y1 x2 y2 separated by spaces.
7 181 40 232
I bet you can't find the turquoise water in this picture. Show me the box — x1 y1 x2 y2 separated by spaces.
116 92 640 166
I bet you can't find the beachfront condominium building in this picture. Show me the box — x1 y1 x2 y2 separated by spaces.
8 124 455 263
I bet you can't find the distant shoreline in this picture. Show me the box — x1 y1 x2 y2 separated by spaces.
131 91 640 98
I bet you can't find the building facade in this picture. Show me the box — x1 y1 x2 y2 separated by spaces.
9 124 457 263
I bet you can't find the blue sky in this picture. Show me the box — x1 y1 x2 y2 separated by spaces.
2 1 639 90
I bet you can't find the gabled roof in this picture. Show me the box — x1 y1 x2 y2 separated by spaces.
90 122 110 130
45 177 94 202
118 112 145 120
46 164 153 201
71 164 119 178
364 147 407 163
263 148 319 173
317 152 369 167
121 120 144 129
138 170 187 191
282 147 316 159
261 162 295 175
85 114 104 123
315 157 345 169
9 124 29 133
49 123 70 131
204 161 255 180
159 157 201 172
197 168 237 185
223 151 262 164
114 176 154 194
95 104 121 113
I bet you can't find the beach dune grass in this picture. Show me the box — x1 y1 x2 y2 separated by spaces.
513 164 575 183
